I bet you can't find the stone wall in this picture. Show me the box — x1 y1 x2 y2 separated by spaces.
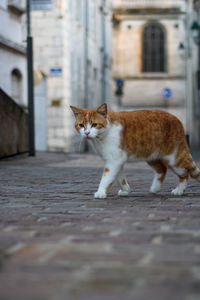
0 88 28 158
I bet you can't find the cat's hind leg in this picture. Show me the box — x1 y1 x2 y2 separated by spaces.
148 160 167 193
171 176 188 195
117 166 131 196
168 148 190 195
168 162 188 195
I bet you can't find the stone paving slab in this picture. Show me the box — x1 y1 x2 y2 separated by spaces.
0 152 200 300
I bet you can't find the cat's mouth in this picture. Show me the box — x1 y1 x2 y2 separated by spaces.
85 135 97 140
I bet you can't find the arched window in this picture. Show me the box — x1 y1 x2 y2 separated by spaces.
142 22 167 73
11 69 22 104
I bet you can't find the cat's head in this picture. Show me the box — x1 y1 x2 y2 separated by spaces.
70 103 108 139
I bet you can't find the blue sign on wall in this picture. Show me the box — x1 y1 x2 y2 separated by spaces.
49 68 62 76
162 88 172 99
116 78 124 88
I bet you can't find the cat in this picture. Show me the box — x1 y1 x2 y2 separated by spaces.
70 103 200 198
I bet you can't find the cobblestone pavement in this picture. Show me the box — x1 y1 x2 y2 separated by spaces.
0 152 200 300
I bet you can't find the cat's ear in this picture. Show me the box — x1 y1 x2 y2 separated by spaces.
70 106 82 119
96 103 107 118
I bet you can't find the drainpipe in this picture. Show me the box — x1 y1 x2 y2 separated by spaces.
196 10 200 157
83 0 89 152
185 0 193 148
84 0 89 108
101 0 106 103
26 0 35 156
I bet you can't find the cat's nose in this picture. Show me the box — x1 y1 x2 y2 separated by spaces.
85 131 90 137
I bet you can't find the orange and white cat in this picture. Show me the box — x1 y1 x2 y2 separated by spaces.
70 103 200 198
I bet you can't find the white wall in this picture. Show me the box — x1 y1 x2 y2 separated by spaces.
32 0 113 152
0 0 27 106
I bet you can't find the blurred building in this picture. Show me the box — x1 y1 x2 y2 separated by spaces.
31 0 113 152
0 0 27 107
112 0 186 108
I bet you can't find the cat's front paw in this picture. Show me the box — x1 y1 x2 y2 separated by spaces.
150 181 161 193
94 190 107 199
118 189 130 197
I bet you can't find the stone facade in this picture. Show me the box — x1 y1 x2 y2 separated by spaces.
0 0 27 107
112 0 186 108
31 0 113 152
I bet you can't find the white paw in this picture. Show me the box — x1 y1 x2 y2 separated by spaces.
171 187 184 196
171 179 187 196
94 191 107 199
150 186 161 193
118 189 130 197
150 181 161 193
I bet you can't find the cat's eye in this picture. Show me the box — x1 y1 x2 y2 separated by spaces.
92 123 97 128
79 124 84 128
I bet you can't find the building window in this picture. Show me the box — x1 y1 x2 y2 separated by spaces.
142 22 167 73
11 69 22 104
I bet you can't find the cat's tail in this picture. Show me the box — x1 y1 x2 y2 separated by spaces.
189 161 200 181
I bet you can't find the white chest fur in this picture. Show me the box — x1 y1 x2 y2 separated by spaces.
92 123 126 162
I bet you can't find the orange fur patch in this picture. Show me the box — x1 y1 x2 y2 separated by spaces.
148 160 167 183
122 179 126 186
107 110 186 158
179 176 188 183
104 168 110 175
106 182 113 194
